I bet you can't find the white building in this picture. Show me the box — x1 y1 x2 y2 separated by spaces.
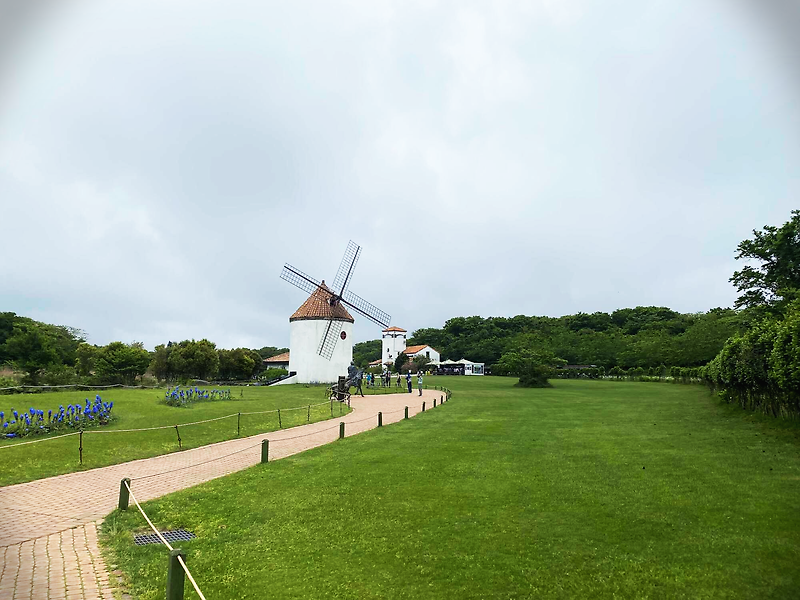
403 344 440 364
377 326 441 367
263 352 290 370
278 281 354 384
381 326 408 365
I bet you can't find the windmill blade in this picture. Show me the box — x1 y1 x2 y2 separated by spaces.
318 318 344 360
340 290 391 329
331 240 361 297
280 264 322 296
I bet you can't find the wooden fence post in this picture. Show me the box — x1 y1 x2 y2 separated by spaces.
166 549 186 600
118 478 130 510
261 439 269 463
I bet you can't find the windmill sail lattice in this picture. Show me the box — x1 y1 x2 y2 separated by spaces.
281 241 391 360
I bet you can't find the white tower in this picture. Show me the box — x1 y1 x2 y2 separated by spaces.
288 282 354 384
381 326 407 367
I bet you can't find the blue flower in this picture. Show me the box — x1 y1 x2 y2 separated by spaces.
0 411 4 420
13 410 18 419
3 423 7 429
6 433 16 438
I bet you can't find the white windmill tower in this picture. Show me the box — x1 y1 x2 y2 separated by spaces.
280 241 391 384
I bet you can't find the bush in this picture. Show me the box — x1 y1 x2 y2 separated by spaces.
1 395 115 439
262 368 288 381
496 349 565 388
40 365 79 386
164 386 233 407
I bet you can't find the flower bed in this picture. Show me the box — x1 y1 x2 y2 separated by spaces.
1 395 115 439
164 386 232 407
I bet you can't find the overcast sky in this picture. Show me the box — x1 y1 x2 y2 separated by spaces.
1 0 798 350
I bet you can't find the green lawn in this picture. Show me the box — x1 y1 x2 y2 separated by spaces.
0 384 353 486
102 377 800 599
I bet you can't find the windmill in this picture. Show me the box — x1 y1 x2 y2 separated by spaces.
281 240 391 360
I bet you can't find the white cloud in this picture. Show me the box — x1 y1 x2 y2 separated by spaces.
0 0 798 349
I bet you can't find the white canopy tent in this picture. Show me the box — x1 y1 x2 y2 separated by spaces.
437 358 484 375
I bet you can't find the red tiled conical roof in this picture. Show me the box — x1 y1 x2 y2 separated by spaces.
290 281 355 323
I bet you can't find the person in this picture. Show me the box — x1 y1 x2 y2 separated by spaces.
347 362 358 388
417 370 424 396
355 369 364 397
406 370 412 393
396 372 401 388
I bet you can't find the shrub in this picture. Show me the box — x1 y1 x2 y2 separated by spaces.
164 386 232 407
262 368 288 381
1 395 115 439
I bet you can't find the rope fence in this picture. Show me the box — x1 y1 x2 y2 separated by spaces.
0 398 350 462
131 439 265 482
1 387 453 472
122 480 207 600
111 387 453 597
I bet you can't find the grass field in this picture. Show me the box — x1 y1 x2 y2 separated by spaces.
0 384 355 487
101 376 800 599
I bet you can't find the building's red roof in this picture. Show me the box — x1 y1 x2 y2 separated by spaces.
264 352 290 363
402 344 435 355
290 281 355 323
382 326 406 332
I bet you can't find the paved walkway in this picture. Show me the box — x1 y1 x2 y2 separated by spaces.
0 389 447 599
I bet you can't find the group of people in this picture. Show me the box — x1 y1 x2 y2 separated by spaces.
347 363 425 396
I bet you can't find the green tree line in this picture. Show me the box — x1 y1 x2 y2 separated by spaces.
403 306 743 371
701 210 800 417
0 314 288 386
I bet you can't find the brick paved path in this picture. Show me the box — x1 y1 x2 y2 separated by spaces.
0 389 447 599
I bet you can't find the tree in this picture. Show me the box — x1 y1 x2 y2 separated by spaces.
75 343 98 377
218 348 257 380
412 355 431 372
168 339 220 381
5 324 59 384
94 342 150 384
731 209 800 313
256 346 289 360
353 340 382 367
394 353 407 374
246 349 265 378
496 349 565 388
150 344 172 381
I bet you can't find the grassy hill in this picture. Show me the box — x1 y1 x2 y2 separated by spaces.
102 377 800 599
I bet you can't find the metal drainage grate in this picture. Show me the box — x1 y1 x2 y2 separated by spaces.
134 529 196 546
